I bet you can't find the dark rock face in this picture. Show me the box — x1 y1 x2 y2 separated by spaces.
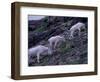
28 16 88 66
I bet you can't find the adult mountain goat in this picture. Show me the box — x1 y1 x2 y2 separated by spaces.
69 22 85 39
28 45 51 63
48 35 66 52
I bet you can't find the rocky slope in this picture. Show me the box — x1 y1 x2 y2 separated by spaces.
28 16 88 66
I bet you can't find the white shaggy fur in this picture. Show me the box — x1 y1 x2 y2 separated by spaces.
48 35 66 52
28 45 50 63
69 22 85 39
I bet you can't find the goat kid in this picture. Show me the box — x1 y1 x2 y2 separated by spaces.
69 22 85 39
48 35 66 52
28 45 51 63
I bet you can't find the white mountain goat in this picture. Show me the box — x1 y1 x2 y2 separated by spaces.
28 45 51 63
48 35 66 53
69 22 85 39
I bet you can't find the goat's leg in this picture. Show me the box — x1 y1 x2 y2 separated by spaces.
78 28 83 45
37 53 40 63
78 28 81 36
54 41 58 49
70 31 74 39
57 41 61 48
48 42 52 54
82 25 85 30
50 42 52 49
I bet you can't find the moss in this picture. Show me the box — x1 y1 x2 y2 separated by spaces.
34 26 45 32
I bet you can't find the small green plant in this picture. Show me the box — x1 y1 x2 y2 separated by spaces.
59 42 71 54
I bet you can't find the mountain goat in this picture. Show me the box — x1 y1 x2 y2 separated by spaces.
48 35 66 52
28 45 51 63
69 22 85 39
